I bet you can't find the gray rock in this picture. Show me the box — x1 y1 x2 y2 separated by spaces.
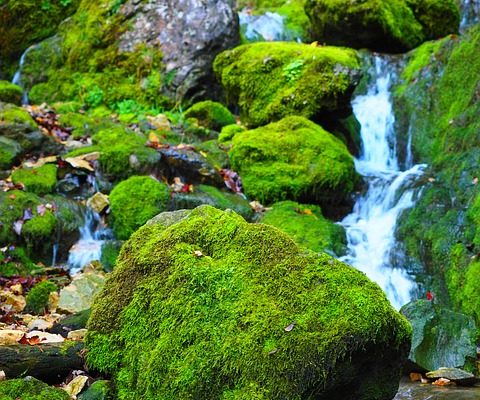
426 367 478 386
118 0 239 101
401 300 477 372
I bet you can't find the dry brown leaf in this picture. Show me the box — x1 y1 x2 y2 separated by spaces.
65 157 94 172
62 375 88 398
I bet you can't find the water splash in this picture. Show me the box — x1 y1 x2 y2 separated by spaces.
239 10 293 41
340 55 426 310
11 44 37 105
67 208 112 274
460 0 480 31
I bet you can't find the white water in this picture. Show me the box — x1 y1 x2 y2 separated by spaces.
239 10 291 41
11 44 37 105
67 208 111 274
340 56 426 310
460 0 480 30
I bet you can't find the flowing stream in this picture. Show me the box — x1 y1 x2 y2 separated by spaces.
340 56 427 310
11 44 37 105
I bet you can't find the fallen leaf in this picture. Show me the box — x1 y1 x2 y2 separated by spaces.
62 375 88 398
65 157 95 172
193 250 204 257
0 371 5 381
67 329 88 340
473 177 478 185
284 323 295 332
0 329 25 345
432 378 453 386
409 372 423 382
13 220 23 235
37 204 47 216
23 156 57 169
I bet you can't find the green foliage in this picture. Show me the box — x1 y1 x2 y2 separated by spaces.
260 200 346 255
229 116 358 205
214 41 360 127
11 164 58 195
0 246 39 277
86 206 410 399
184 100 235 132
0 81 23 105
25 280 57 314
304 0 459 52
109 176 170 240
218 124 246 143
85 85 105 108
0 377 69 400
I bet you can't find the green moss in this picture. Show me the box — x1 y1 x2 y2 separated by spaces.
109 176 170 240
218 124 246 143
25 280 57 314
0 103 36 128
0 137 21 170
195 140 230 169
22 211 57 242
0 377 69 400
11 164 58 195
260 201 346 255
78 380 112 400
229 116 358 205
184 101 235 132
86 206 410 400
304 0 458 53
0 0 80 79
214 42 360 127
100 241 122 272
0 246 39 277
0 80 22 105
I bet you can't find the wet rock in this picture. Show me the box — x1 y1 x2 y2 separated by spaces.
78 380 112 400
58 270 106 314
401 300 477 372
158 147 224 187
50 309 91 336
118 0 239 101
426 367 478 386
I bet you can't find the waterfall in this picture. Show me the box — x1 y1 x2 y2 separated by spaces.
460 0 480 30
67 208 112 274
239 10 288 41
340 56 426 310
11 44 37 105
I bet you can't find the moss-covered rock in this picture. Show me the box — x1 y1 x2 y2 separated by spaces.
0 81 22 105
305 0 459 53
78 380 112 400
401 300 477 372
218 124 246 143
184 100 235 132
0 246 39 277
0 376 69 400
214 42 361 127
86 206 411 400
25 280 57 315
171 184 253 220
109 176 170 240
0 0 80 79
260 200 346 255
229 116 358 207
0 136 21 170
11 164 58 195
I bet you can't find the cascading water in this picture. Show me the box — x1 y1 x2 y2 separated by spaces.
11 44 37 105
67 208 112 274
340 56 427 310
460 0 480 30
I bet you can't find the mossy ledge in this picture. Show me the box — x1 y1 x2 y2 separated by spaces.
86 205 410 400
213 41 361 127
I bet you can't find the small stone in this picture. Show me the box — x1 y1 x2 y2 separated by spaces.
0 329 24 345
67 329 88 340
1 291 26 312
86 192 109 214
27 318 54 331
148 114 171 131
62 375 88 398
58 270 106 314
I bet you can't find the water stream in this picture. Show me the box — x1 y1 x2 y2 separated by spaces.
67 208 112 274
11 44 37 105
460 0 480 30
340 56 427 310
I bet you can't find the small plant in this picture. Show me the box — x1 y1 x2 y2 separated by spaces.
84 85 104 108
60 0 73 6
282 59 304 82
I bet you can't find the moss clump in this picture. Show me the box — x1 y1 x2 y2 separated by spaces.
25 280 57 315
214 42 361 127
11 164 58 195
109 176 170 240
0 377 69 400
86 206 410 400
229 116 358 206
0 246 39 277
0 137 21 170
0 81 23 105
218 124 246 143
184 101 235 132
305 0 459 53
260 201 346 255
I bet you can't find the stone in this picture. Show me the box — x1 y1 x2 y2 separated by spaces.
426 367 478 386
67 329 88 341
86 193 109 214
0 376 70 400
0 330 24 346
78 380 112 400
86 205 411 400
58 271 106 314
401 300 477 372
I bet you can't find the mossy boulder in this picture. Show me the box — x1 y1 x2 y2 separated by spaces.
86 206 411 400
25 280 57 315
305 0 459 53
214 42 361 127
78 380 112 400
260 201 347 255
11 164 58 195
171 184 253 220
0 376 69 400
0 136 21 170
229 116 358 208
0 0 79 79
218 124 246 143
184 100 235 132
109 176 170 240
0 81 22 105
401 300 477 372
